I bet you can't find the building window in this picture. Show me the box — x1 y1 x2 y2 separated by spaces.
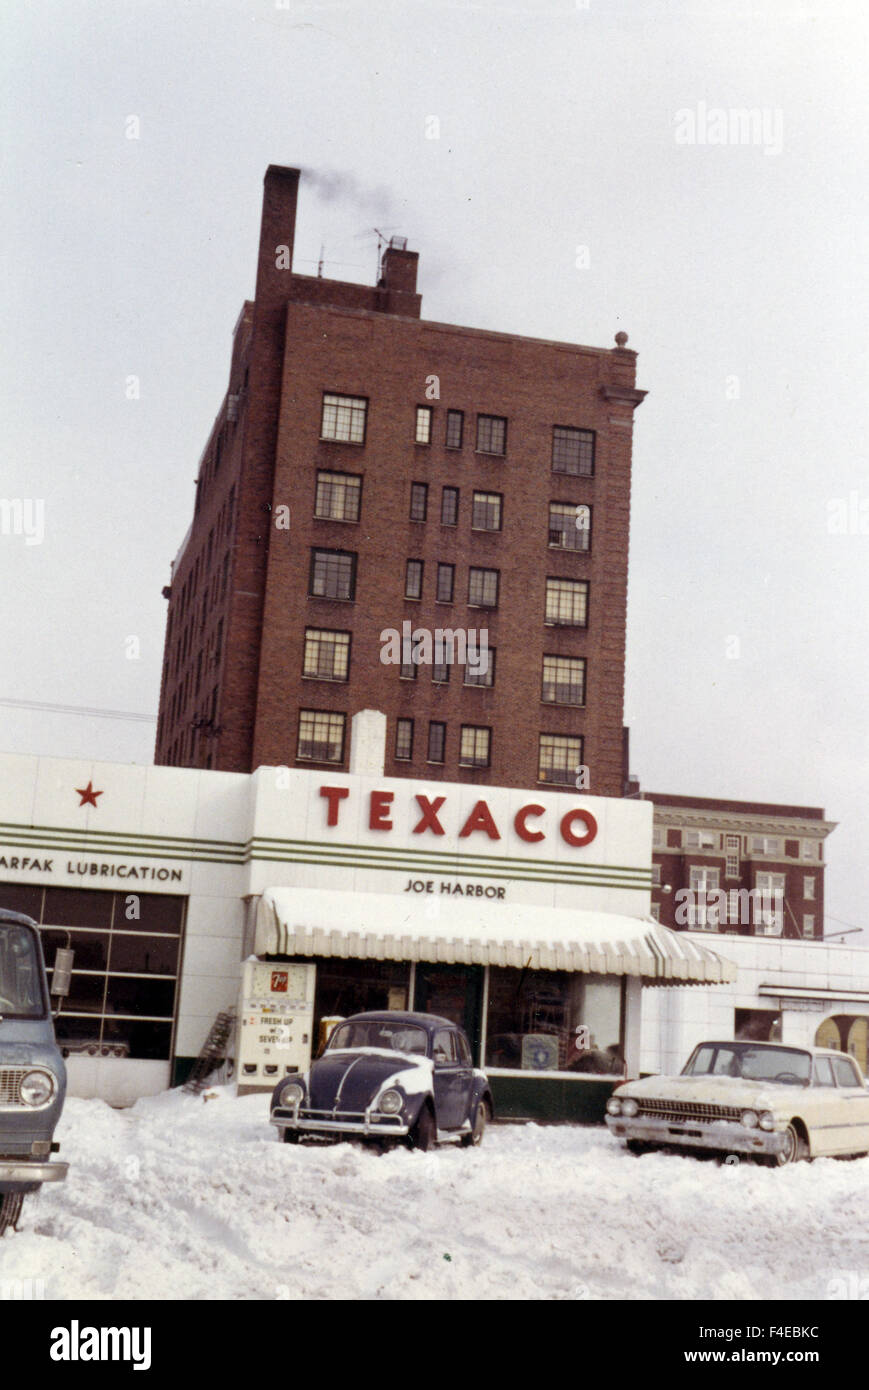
303 629 351 682
310 549 357 601
537 734 582 786
445 410 464 449
651 864 662 885
297 710 346 763
751 836 781 856
724 834 740 879
687 866 721 929
459 725 491 768
432 659 450 684
803 915 815 937
804 875 815 900
315 471 362 522
754 872 785 934
552 425 595 477
468 567 499 608
441 487 459 526
400 658 417 681
541 655 585 706
650 905 660 922
320 393 367 444
545 577 588 626
405 559 423 599
549 501 591 551
475 414 507 456
427 721 446 764
685 829 717 849
436 563 455 603
472 491 502 531
395 718 414 760
464 648 495 687
485 968 623 1074
415 406 432 445
803 840 820 860
410 482 428 522
652 824 664 848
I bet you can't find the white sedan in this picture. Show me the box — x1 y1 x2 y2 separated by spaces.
605 1041 869 1166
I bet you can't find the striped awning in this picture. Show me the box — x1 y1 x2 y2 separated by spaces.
254 888 736 986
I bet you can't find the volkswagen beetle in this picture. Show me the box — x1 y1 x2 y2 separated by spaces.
269 1011 492 1150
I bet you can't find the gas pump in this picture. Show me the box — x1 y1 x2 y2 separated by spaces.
236 959 316 1096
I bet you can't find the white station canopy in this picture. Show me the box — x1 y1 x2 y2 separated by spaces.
254 888 736 986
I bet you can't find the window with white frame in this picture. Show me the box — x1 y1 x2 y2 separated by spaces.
320 393 367 444
804 875 815 900
651 864 661 886
650 904 660 922
803 915 815 937
652 824 664 848
803 840 820 861
754 872 785 935
724 834 740 879
415 406 432 445
751 836 781 856
688 866 720 928
685 828 717 849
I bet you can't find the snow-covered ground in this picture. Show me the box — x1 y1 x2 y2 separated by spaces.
1 1087 867 1301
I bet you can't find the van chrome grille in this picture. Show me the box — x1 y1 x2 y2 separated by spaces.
0 1068 26 1106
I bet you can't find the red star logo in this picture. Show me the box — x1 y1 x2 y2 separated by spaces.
76 781 103 808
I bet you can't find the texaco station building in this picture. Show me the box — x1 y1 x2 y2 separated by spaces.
0 712 744 1119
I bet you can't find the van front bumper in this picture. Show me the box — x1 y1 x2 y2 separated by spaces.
605 1114 788 1156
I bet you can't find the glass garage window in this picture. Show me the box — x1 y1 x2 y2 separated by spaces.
0 882 186 1062
485 969 624 1075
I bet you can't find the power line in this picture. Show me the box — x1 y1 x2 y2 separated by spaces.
0 697 156 724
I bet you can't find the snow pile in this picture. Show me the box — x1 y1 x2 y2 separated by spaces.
1 1088 866 1300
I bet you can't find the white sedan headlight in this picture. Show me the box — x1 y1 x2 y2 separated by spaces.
20 1070 55 1107
758 1111 776 1131
606 1097 622 1115
740 1110 759 1129
621 1098 639 1118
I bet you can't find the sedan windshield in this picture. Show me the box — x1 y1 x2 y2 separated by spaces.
0 924 46 1019
327 1020 428 1056
682 1043 811 1086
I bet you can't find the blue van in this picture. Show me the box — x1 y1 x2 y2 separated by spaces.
0 908 70 1234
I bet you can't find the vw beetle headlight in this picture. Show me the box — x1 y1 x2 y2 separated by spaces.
621 1098 639 1118
20 1070 55 1107
279 1081 304 1108
606 1097 622 1116
378 1088 403 1115
740 1110 759 1129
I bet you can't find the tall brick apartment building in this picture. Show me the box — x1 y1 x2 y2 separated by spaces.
155 165 646 795
642 791 835 940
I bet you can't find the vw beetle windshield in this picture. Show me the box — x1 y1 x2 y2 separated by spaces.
682 1043 811 1086
0 924 46 1019
327 1021 428 1055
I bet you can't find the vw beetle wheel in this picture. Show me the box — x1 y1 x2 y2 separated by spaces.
409 1105 436 1152
0 1192 24 1236
461 1099 489 1147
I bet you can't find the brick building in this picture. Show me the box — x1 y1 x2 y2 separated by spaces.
155 165 646 796
641 791 835 940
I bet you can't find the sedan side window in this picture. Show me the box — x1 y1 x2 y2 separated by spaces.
433 1029 455 1064
813 1057 835 1086
832 1056 861 1087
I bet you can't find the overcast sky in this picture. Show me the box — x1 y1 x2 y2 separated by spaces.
1 0 867 939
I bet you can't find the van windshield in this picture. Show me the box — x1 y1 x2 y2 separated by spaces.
0 924 46 1019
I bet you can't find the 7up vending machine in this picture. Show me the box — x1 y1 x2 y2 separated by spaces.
237 958 316 1096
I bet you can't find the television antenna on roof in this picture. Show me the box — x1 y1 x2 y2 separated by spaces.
354 226 401 280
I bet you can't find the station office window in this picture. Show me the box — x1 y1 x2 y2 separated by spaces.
309 548 357 601
552 425 595 477
476 414 507 456
415 406 432 444
302 628 350 682
0 882 185 1063
297 710 346 763
320 393 367 444
314 471 362 522
485 968 623 1075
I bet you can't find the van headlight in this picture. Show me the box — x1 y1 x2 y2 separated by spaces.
606 1098 622 1116
20 1071 55 1107
377 1089 403 1115
278 1082 304 1108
